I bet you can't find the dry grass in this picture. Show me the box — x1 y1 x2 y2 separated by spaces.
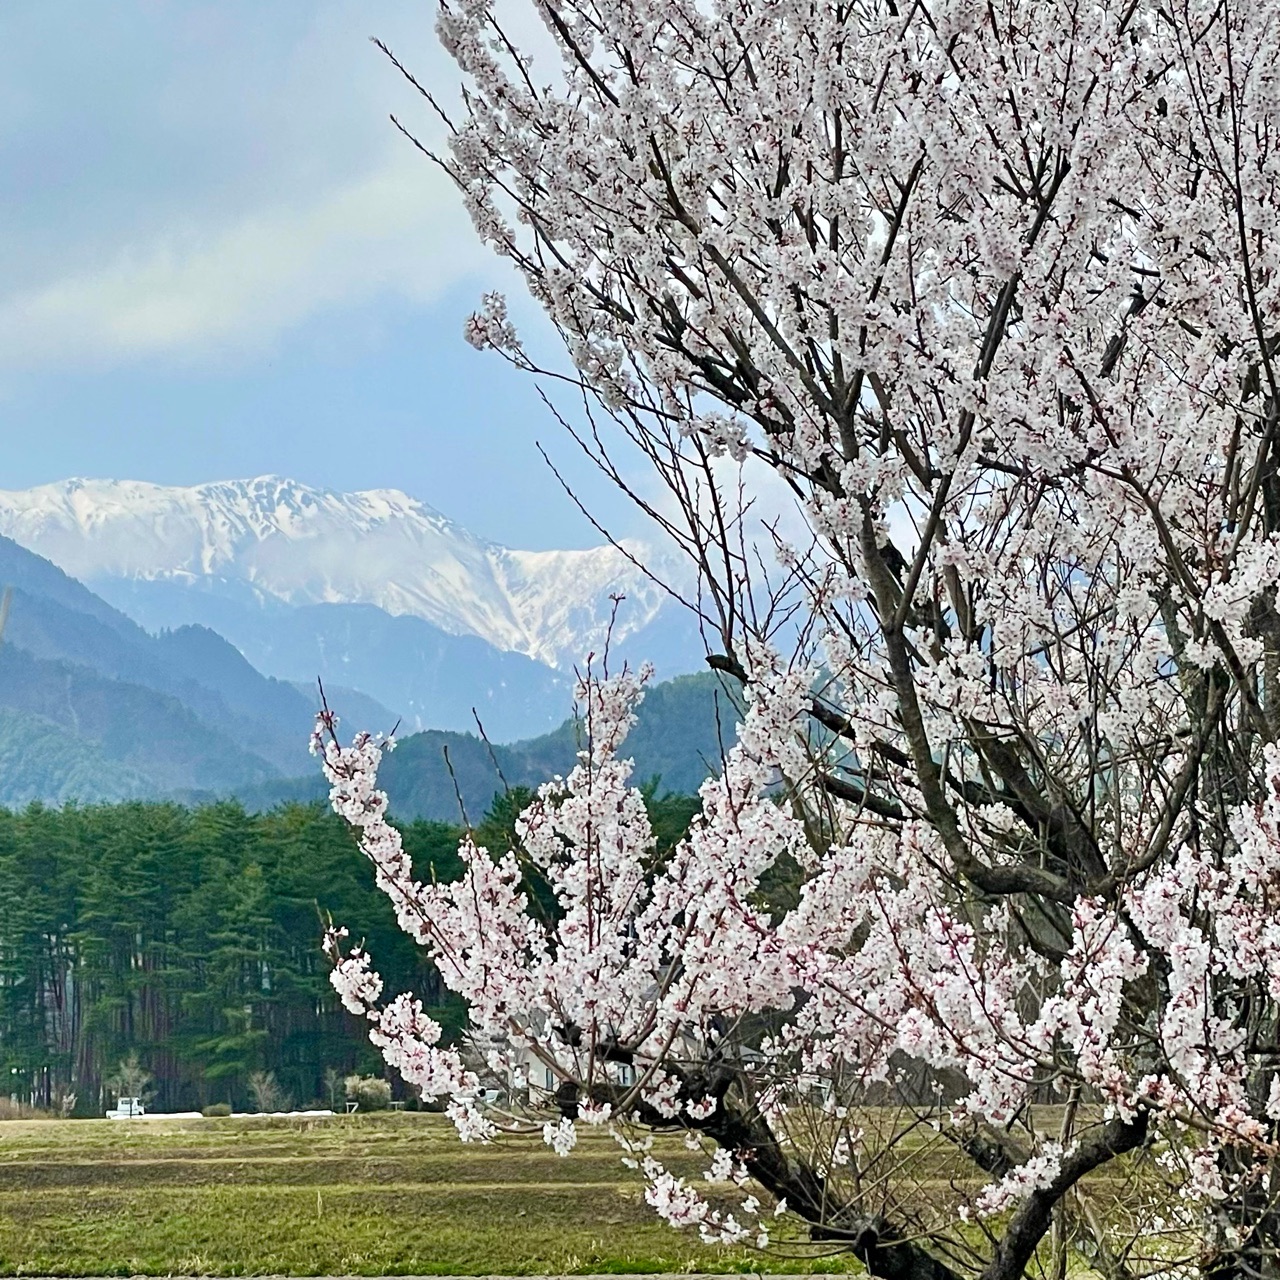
0 1112 859 1276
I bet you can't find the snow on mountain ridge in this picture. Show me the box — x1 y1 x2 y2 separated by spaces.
0 477 670 668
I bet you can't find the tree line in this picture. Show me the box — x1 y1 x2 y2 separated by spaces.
0 787 697 1115
0 798 448 1113
0 788 576 1111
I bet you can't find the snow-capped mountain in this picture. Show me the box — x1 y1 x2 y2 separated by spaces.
0 476 674 669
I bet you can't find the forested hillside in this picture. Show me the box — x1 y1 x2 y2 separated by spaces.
0 532 735 810
241 670 746 820
0 789 699 1115
0 534 362 802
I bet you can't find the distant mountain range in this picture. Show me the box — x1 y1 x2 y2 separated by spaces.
0 475 655 663
0 492 735 814
0 476 701 739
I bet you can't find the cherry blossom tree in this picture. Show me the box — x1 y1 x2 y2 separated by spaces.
316 1 1280 1277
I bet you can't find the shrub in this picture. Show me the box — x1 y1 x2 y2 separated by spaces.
0 1099 49 1121
343 1074 392 1111
246 1070 292 1115
202 1102 232 1117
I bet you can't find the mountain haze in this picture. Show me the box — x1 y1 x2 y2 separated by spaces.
0 531 732 813
99 580 573 740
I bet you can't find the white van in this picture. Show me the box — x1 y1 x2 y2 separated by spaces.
106 1096 146 1119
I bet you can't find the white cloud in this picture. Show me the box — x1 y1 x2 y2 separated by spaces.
0 0 594 375
0 0 525 372
0 146 483 369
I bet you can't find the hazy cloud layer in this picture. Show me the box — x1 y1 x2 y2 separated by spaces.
0 152 478 367
0 2 480 369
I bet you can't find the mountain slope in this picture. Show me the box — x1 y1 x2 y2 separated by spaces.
0 536 323 774
0 643 277 796
241 671 745 822
0 536 405 807
0 528 723 812
0 476 679 669
97 580 574 740
0 708 152 806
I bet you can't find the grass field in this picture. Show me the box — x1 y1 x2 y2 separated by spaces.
0 1112 859 1276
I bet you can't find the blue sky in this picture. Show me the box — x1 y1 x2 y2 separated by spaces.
0 1 625 549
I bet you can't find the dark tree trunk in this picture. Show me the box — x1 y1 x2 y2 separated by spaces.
979 1113 1148 1280
1204 1149 1280 1280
